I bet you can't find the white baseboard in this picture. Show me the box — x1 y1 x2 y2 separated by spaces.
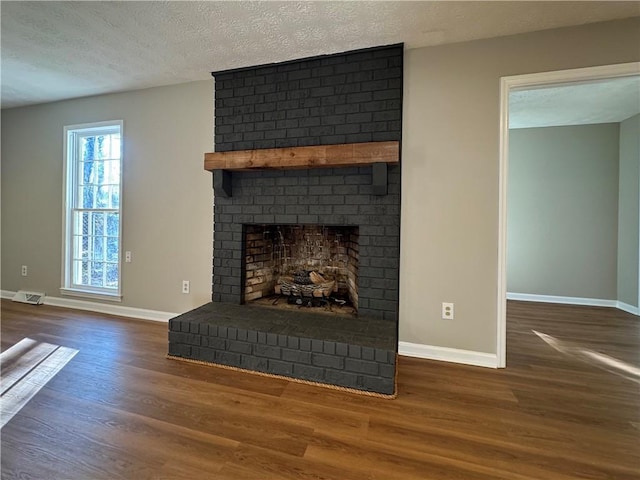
1 290 177 322
506 292 617 307
507 292 639 316
398 341 499 368
616 301 640 316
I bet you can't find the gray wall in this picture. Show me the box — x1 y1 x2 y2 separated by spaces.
618 114 640 308
401 17 639 354
507 124 620 300
1 81 214 313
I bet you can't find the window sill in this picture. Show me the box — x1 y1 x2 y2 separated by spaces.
59 288 122 303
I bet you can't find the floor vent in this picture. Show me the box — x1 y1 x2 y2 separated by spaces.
12 290 45 305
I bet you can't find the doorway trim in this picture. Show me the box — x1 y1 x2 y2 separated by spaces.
497 62 640 368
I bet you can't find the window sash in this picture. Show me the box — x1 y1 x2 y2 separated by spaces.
63 121 123 298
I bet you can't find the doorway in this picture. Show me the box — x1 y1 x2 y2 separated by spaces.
497 62 640 367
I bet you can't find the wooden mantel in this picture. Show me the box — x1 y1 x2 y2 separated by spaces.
204 141 399 172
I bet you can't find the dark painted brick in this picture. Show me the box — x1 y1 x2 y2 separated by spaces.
282 348 312 364
348 345 361 359
380 364 396 379
335 342 349 357
323 341 336 355
362 376 394 395
168 342 182 356
335 62 361 74
241 356 269 372
309 205 332 215
245 330 257 343
298 214 319 224
227 340 252 354
346 92 373 103
321 115 346 126
346 133 373 143
274 214 297 224
319 195 344 205
227 327 238 340
268 359 293 376
384 311 399 322
216 351 242 366
325 370 360 389
254 344 281 359
311 339 324 353
335 124 360 135
345 358 378 375
254 214 275 223
334 205 359 215
299 338 312 351
312 353 344 369
361 347 375 361
293 364 325 382
198 347 217 363
335 83 362 94
203 336 225 349
168 331 185 344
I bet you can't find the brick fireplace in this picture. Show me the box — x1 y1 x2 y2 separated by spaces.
168 44 402 395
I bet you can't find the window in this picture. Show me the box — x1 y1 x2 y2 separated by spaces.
62 121 123 300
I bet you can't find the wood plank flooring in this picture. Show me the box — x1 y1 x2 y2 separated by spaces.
1 299 638 479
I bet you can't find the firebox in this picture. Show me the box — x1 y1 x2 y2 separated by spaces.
243 224 358 311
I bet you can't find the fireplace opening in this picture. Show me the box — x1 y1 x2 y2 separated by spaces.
243 224 359 314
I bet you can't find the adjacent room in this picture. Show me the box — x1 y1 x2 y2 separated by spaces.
2 2 639 478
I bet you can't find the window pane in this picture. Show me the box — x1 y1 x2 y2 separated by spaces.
81 136 98 161
73 260 91 286
107 237 119 262
79 186 97 209
102 160 121 184
93 212 104 236
96 186 110 208
90 262 104 287
109 185 120 209
105 264 118 288
106 213 119 236
92 235 105 261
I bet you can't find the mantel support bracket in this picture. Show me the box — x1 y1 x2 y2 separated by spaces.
372 162 388 196
213 169 232 197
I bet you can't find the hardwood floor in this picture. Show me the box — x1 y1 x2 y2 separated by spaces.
1 299 638 479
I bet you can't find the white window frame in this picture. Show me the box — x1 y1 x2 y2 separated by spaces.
61 120 124 301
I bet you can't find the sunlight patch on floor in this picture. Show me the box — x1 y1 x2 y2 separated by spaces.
532 329 640 384
0 337 78 428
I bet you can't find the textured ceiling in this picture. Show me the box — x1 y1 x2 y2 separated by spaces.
1 1 639 109
510 76 640 129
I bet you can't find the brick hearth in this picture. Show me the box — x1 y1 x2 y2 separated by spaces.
169 303 396 395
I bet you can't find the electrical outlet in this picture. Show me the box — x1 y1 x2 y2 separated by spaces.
182 280 190 294
442 302 454 320
21 265 28 276
125 251 132 263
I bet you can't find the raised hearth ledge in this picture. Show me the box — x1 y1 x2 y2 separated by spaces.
204 141 399 171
